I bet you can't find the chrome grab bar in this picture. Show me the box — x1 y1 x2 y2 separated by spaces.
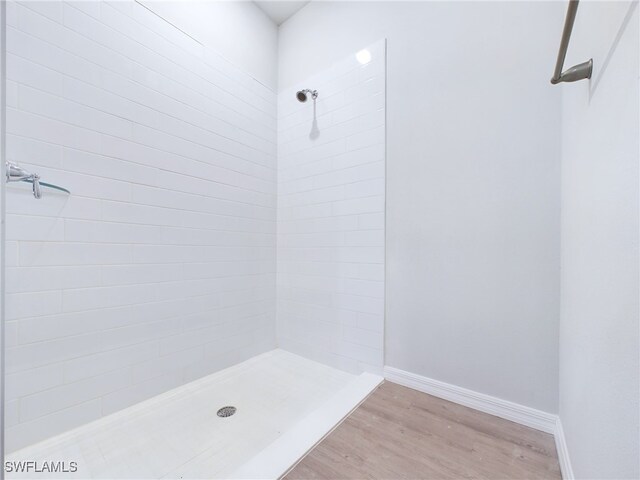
5 161 70 199
551 0 593 85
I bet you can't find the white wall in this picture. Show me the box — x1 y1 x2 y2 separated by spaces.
277 40 385 374
279 1 562 413
4 0 277 451
559 1 639 478
139 0 278 91
0 0 7 464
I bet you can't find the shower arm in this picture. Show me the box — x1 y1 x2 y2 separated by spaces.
298 89 318 101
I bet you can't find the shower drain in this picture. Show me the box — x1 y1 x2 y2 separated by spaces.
217 406 237 418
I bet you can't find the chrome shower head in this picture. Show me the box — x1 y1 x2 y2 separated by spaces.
296 89 318 102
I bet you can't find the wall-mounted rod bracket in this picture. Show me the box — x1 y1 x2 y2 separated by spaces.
550 0 593 85
6 161 70 199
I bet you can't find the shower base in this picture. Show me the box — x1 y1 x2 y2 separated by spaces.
5 350 382 479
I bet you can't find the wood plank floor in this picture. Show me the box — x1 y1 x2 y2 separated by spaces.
285 382 561 480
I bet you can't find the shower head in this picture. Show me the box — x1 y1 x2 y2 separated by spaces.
296 89 318 102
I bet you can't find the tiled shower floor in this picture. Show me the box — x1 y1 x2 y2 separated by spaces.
5 350 381 479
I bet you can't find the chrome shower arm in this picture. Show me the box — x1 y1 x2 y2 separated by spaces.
296 89 318 102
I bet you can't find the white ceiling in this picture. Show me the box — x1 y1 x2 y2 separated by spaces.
254 1 310 25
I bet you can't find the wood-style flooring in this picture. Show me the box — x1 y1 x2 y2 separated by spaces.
285 382 561 480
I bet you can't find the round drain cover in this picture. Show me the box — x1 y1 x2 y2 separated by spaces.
217 406 236 418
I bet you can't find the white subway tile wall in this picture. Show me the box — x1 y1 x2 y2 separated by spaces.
276 40 386 374
5 0 277 451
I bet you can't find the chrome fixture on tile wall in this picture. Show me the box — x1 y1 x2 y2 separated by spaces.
296 89 318 102
5 161 71 199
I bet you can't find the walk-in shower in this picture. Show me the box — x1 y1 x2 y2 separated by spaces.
1 0 386 475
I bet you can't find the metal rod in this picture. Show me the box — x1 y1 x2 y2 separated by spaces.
550 0 593 85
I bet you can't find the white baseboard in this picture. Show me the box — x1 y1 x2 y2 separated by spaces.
383 366 557 434
554 418 574 480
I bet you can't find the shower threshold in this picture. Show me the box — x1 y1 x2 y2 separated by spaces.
5 350 382 479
